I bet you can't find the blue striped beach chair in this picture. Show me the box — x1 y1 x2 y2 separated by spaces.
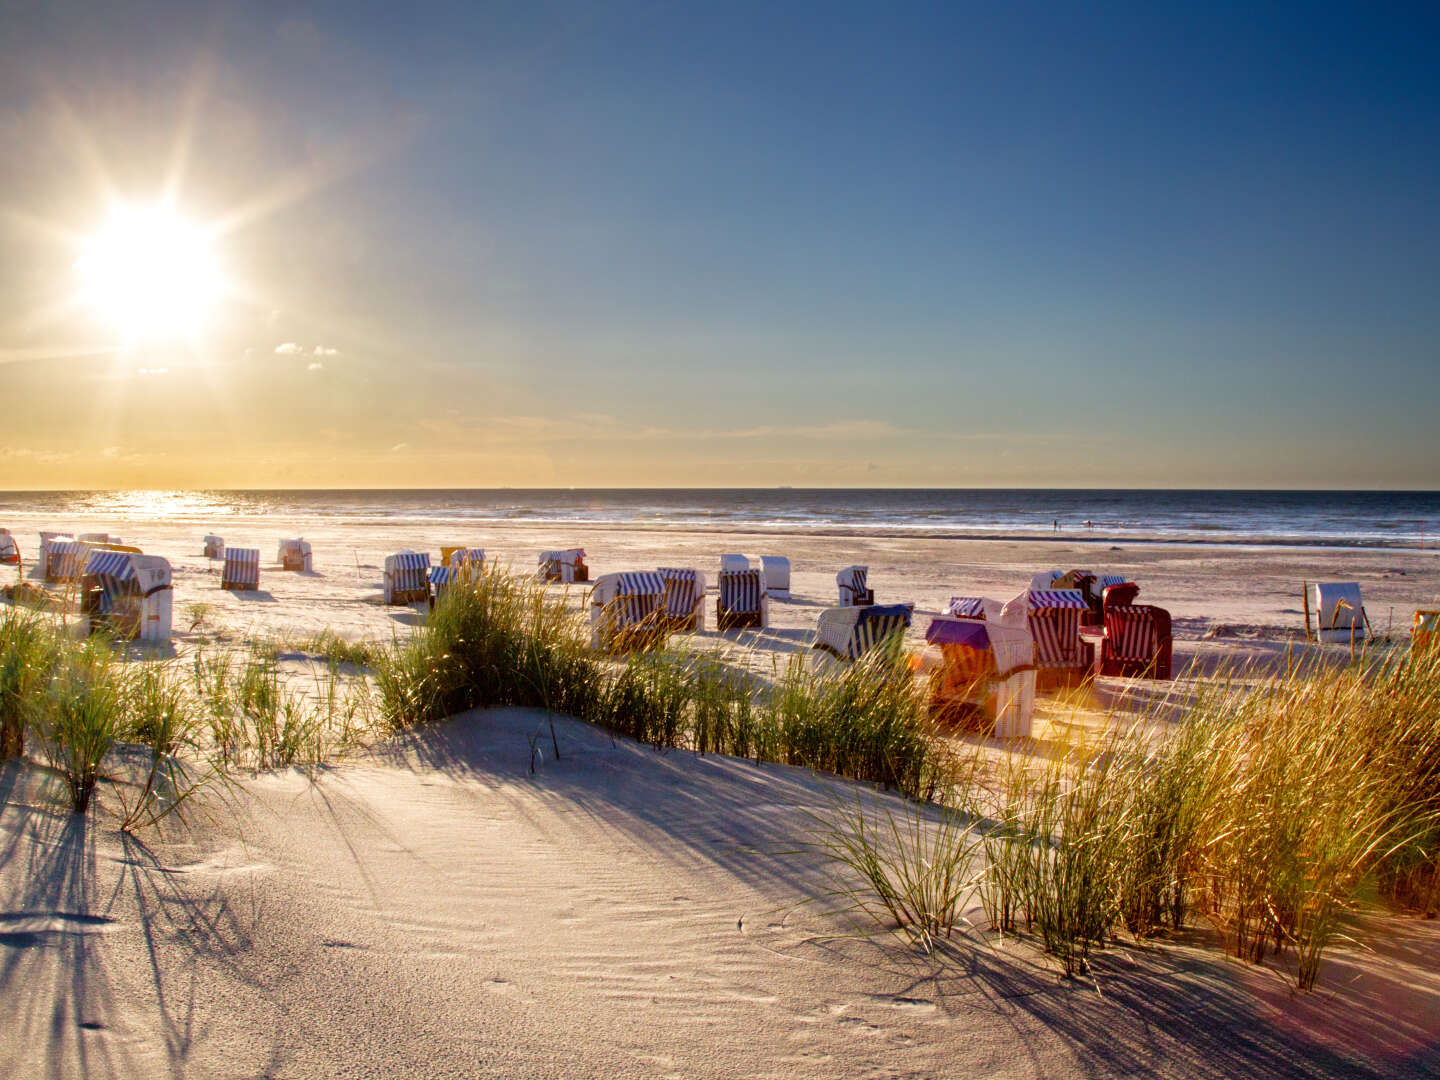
81 551 174 641
429 563 458 605
43 540 87 585
385 551 431 605
221 548 261 591
837 565 874 607
657 567 706 631
539 548 588 584
589 571 668 650
717 569 767 630
814 603 914 661
451 548 486 574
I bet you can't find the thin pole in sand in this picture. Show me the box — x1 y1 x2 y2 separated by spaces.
353 550 361 584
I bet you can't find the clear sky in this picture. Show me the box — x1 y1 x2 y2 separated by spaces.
1 0 1437 489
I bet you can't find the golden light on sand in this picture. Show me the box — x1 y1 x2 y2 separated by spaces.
74 204 224 342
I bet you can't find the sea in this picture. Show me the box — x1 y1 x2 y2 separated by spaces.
1 489 1437 550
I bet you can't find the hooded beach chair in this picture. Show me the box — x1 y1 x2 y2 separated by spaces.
946 596 1007 622
38 533 74 581
716 568 767 630
384 551 432 605
81 551 173 641
429 563 458 606
813 603 913 661
1029 570 1064 591
277 538 313 572
42 539 88 585
450 548 486 576
1304 582 1370 644
1414 610 1440 655
79 532 120 546
924 615 1037 737
760 555 791 600
1101 604 1173 679
657 567 706 632
588 571 668 650
539 548 588 584
202 534 225 559
0 529 18 566
221 548 261 591
1002 588 1094 685
836 565 874 607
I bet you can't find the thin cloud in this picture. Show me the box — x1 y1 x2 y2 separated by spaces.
312 345 339 357
307 361 324 371
274 342 304 355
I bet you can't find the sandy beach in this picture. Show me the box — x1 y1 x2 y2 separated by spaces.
3 515 1440 1077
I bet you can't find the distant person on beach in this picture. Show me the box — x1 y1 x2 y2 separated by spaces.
1086 519 1092 530
1053 518 1059 532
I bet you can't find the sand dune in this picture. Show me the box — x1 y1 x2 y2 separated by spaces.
4 708 1440 1078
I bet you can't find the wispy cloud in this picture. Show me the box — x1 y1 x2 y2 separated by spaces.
274 342 304 355
307 361 324 371
312 345 339 357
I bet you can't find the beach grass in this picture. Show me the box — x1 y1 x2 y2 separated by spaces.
374 566 946 797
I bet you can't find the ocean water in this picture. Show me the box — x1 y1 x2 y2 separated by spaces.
1 489 1437 548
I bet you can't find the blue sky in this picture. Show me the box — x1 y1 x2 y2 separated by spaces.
1 1 1437 487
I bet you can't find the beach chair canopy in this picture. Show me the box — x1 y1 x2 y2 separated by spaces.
429 564 457 586
719 553 757 573
1307 582 1367 642
539 548 584 566
1029 570 1064 591
0 529 17 564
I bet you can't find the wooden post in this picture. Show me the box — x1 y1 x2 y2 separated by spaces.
1302 580 1313 641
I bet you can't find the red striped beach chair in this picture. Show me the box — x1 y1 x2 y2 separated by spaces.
1004 588 1093 687
1100 604 1173 679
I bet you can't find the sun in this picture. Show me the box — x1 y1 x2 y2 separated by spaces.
74 204 225 342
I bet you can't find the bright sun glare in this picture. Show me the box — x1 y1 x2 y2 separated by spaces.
74 204 224 341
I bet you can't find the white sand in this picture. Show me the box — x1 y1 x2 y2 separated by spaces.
4 515 1440 1076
